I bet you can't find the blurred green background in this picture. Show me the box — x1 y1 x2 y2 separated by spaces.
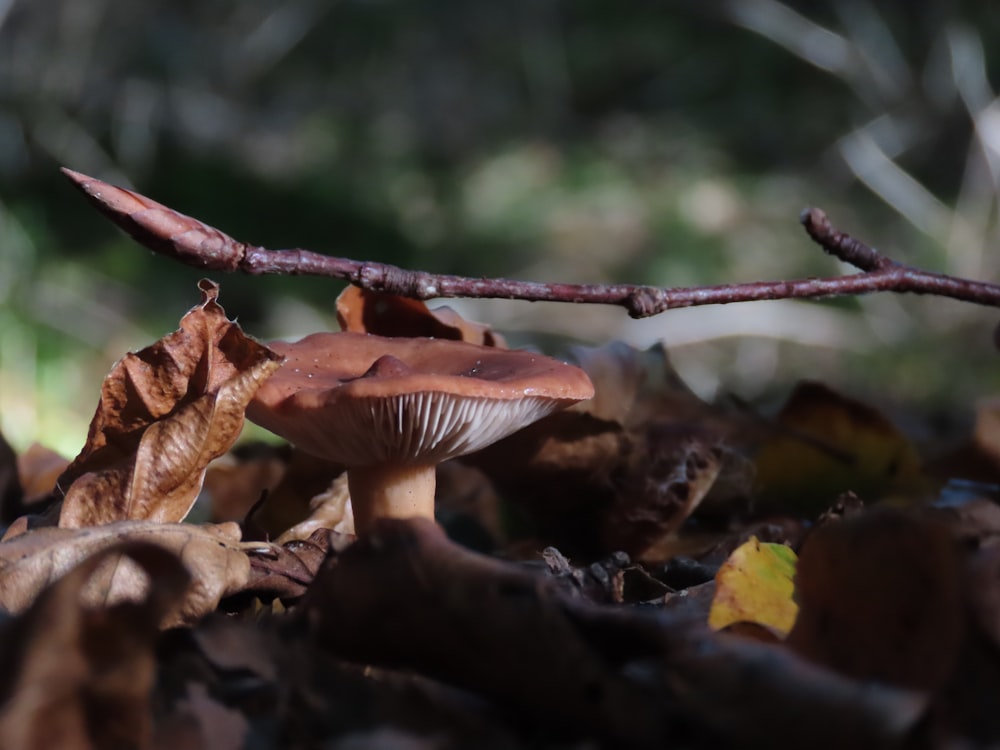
2 0 1000 456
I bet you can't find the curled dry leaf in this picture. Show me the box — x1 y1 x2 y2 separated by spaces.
0 542 189 750
0 520 251 627
336 286 506 346
245 528 336 601
203 444 344 538
275 472 354 544
245 448 345 540
57 280 282 528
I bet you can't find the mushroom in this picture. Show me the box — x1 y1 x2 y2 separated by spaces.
246 332 594 534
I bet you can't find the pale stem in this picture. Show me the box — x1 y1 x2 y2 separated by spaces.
347 463 437 534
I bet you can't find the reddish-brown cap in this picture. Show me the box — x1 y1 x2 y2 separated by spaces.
246 332 594 466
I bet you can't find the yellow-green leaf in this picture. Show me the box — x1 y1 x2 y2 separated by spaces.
754 381 926 512
708 537 798 636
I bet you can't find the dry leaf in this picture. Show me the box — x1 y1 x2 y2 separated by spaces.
17 443 70 504
57 280 282 528
464 342 748 557
0 520 251 627
238 447 344 540
336 286 506 346
754 381 926 512
162 683 249 750
566 340 703 427
968 541 1000 649
787 508 963 690
0 542 189 750
434 461 506 549
201 443 288 523
708 536 798 636
190 614 279 679
0 431 22 524
601 425 726 557
244 528 336 601
275 472 354 544
929 397 1000 484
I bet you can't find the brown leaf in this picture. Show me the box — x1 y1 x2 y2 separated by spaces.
201 443 288 523
434 461 506 549
0 542 189 750
933 495 1000 548
159 683 249 750
787 508 964 690
0 430 23 524
274 472 354 543
189 613 279 680
946 499 1000 651
928 397 1000 484
241 446 344 540
968 542 1000 649
245 528 337 601
567 340 704 427
0 438 63 527
464 342 748 557
336 286 507 346
17 443 69 505
0 521 251 627
57 280 282 528
601 424 726 556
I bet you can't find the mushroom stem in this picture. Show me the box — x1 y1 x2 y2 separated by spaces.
347 463 437 534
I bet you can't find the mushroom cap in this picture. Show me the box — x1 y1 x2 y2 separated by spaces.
246 331 594 467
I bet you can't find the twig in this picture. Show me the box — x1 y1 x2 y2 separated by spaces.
62 168 1000 319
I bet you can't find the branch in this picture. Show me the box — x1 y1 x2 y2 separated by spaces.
62 168 1000 319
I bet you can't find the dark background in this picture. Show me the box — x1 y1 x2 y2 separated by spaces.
2 0 999 454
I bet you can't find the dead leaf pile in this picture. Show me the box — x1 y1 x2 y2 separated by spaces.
4 280 1000 748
